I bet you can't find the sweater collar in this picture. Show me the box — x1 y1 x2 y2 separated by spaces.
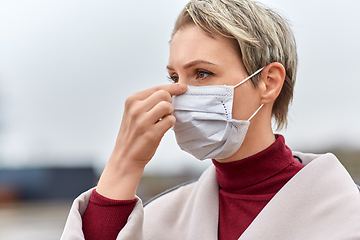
212 135 294 191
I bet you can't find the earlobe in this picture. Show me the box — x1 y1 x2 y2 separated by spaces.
259 62 286 104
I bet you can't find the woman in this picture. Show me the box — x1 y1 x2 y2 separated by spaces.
61 0 360 239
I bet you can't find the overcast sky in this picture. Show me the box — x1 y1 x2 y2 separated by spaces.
0 0 359 174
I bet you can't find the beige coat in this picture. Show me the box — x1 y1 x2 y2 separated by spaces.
61 152 360 240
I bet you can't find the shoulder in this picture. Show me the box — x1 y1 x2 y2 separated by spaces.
292 151 342 166
293 151 360 192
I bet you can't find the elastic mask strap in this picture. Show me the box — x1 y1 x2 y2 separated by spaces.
234 67 265 89
248 104 264 121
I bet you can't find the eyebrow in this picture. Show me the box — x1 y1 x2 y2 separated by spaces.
167 60 216 71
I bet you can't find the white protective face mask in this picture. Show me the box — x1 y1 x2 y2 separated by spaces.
172 67 264 160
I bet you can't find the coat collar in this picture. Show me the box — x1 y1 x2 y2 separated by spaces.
142 152 360 240
238 152 360 239
192 152 360 240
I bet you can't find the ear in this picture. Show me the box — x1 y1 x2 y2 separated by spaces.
258 62 286 104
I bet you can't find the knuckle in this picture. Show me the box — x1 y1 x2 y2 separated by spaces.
153 86 162 93
162 115 176 128
159 101 173 114
167 115 176 126
155 89 172 102
168 104 174 115
125 95 137 109
128 104 142 120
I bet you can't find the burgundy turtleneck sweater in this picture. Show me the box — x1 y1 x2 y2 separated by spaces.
82 135 303 240
213 135 304 239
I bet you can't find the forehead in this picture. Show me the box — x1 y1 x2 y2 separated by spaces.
169 24 240 66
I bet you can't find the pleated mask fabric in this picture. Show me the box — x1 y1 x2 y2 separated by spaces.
172 68 264 160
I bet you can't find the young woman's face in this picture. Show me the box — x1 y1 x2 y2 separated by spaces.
168 24 262 121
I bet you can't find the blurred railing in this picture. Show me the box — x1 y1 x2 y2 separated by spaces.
0 149 359 204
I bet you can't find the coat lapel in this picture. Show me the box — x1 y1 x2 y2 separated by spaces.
184 165 219 240
143 165 220 240
239 153 360 240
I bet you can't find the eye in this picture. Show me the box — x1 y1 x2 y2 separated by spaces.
167 74 179 83
196 70 213 79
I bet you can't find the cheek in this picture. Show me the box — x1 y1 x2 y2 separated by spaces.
232 84 260 120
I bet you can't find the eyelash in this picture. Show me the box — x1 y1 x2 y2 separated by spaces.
196 70 213 79
167 70 214 83
167 75 179 83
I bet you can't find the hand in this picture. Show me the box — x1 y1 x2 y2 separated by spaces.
112 83 187 167
96 83 187 200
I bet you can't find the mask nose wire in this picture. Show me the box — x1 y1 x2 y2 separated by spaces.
233 67 265 89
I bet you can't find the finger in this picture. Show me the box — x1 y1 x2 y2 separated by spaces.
158 83 187 96
152 114 176 138
139 89 172 114
131 113 175 151
127 84 187 114
133 83 187 101
144 101 174 124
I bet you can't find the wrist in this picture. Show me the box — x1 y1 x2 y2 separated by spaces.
96 157 145 200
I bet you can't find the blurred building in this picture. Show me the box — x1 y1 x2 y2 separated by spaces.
0 167 97 203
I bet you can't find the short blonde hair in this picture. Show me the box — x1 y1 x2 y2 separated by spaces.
172 0 297 130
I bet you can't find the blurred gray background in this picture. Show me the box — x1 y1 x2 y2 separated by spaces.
0 0 359 239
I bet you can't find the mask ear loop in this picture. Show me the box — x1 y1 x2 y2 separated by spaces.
234 67 265 88
247 104 264 121
232 67 265 121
